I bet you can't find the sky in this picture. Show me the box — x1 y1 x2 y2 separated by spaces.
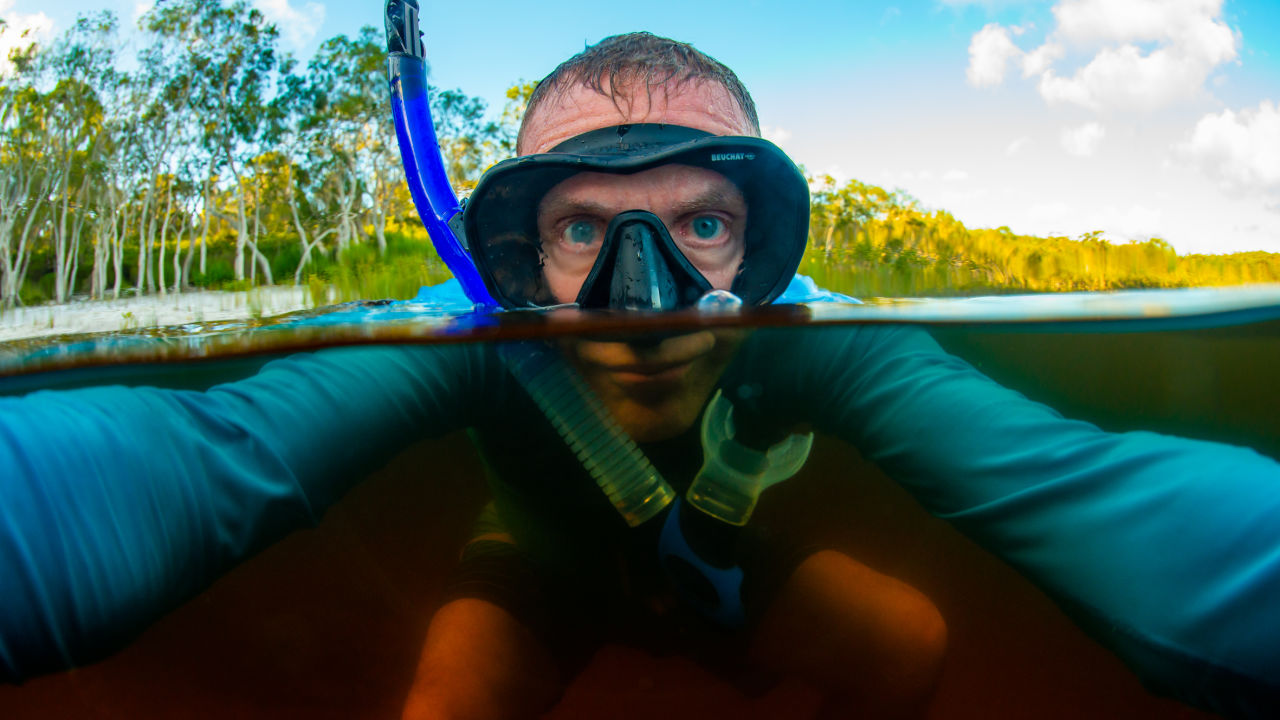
3 0 1278 255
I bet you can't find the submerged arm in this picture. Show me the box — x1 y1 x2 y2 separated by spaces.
0 343 486 681
739 325 1280 718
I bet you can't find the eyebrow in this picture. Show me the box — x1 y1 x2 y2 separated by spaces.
538 197 616 223
671 187 746 217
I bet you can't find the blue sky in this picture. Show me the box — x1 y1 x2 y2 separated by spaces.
4 0 1279 254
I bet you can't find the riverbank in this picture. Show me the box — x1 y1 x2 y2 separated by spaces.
0 286 330 343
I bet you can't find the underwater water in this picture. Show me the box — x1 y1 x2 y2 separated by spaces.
1 283 1278 719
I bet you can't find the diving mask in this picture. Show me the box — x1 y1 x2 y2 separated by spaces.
464 124 810 310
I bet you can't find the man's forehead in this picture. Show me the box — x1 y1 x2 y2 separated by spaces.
518 80 756 155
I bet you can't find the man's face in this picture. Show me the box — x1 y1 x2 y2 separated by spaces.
520 80 755 442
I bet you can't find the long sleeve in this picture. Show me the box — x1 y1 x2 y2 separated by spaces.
736 325 1280 717
0 343 487 681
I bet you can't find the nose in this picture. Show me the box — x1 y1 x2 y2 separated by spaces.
575 210 711 311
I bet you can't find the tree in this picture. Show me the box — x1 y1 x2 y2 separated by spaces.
495 80 536 158
146 0 277 284
0 85 50 307
40 13 117 302
304 28 386 257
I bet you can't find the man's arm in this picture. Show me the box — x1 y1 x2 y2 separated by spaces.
0 343 487 681
737 325 1280 717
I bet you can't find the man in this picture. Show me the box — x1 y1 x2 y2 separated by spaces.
0 25 1278 720
400 32 948 720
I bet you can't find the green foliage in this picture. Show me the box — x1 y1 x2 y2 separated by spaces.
300 231 453 302
192 258 235 288
18 276 53 306
806 176 1280 297
306 273 328 307
269 241 302 282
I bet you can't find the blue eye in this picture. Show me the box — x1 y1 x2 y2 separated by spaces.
691 216 723 240
565 221 598 245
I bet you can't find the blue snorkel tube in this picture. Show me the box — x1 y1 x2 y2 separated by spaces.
385 0 497 307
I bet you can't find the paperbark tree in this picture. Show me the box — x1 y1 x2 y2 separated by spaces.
146 0 277 284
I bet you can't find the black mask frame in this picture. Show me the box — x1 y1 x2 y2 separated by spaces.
463 124 810 310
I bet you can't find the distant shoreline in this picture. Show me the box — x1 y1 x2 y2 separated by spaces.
0 287 322 343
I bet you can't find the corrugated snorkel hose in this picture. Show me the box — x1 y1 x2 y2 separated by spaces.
499 341 676 527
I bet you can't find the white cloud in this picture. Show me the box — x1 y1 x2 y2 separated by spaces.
1101 204 1165 240
0 0 54 77
1021 42 1063 77
809 166 854 195
1037 41 1227 112
965 0 1239 112
762 124 793 147
943 169 970 182
1061 121 1105 156
1176 100 1280 192
1051 0 1235 55
1005 136 1032 155
1026 201 1072 231
819 165 850 187
133 2 156 25
1024 200 1163 241
250 0 326 53
966 23 1023 87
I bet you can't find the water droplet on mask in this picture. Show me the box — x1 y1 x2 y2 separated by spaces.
697 290 743 314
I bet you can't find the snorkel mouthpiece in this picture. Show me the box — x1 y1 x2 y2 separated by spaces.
576 211 713 311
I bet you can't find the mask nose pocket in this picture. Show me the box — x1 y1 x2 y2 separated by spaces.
576 210 712 311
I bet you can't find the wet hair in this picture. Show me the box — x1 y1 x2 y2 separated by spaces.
518 32 761 153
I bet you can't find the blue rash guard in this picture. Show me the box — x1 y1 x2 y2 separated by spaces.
0 278 1277 717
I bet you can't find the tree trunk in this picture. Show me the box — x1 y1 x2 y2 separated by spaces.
52 152 76 303
201 165 212 276
7 192 47 307
288 175 326 285
136 178 155 296
182 214 197 291
172 213 187 294
372 173 387 256
65 187 88 300
157 185 174 297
